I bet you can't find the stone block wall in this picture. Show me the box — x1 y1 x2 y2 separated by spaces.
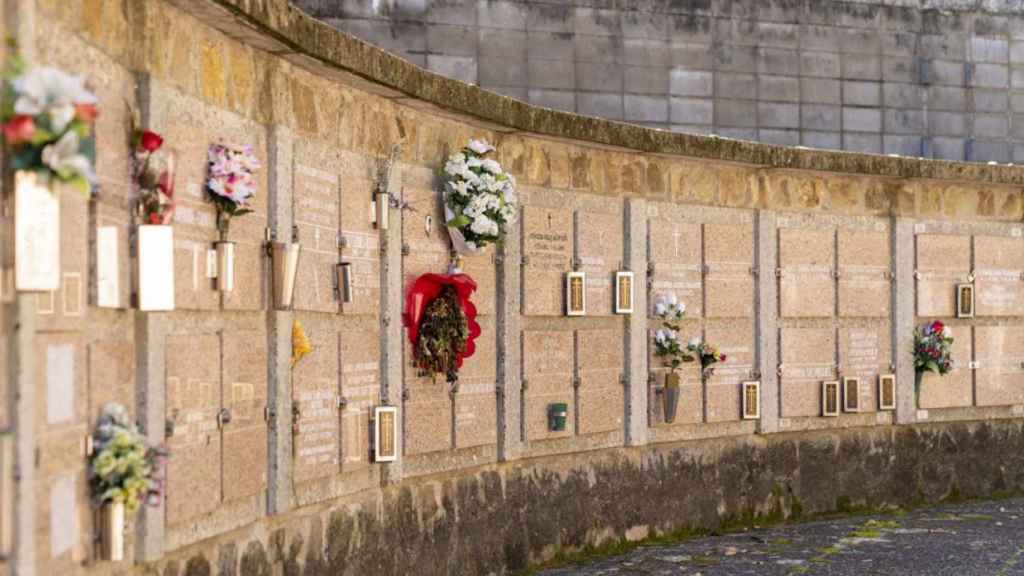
1 0 1024 574
298 0 1024 163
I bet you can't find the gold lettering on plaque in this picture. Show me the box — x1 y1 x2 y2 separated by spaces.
843 377 860 412
956 283 975 318
742 381 760 419
878 374 896 410
822 381 840 417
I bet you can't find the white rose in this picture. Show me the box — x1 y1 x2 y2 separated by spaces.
942 326 951 338
467 157 482 168
481 159 502 174
654 302 667 316
689 337 701 347
467 139 493 154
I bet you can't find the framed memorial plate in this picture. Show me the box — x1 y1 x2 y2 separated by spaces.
373 406 398 463
741 381 760 420
842 377 860 412
878 374 896 411
956 283 974 318
822 380 840 417
614 271 633 314
566 271 586 316
14 171 61 292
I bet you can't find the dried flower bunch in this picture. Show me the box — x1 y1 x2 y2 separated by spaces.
686 338 726 378
206 142 260 238
415 284 469 384
133 129 175 224
442 139 517 254
1 55 98 195
89 403 167 514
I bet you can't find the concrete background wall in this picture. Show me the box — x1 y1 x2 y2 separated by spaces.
297 0 1024 163
2 0 1024 574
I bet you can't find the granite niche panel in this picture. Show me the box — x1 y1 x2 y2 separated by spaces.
165 333 221 526
705 320 754 422
704 223 754 319
292 316 340 484
916 234 970 318
838 326 892 412
974 235 1024 317
838 229 890 318
577 211 622 316
522 207 573 316
338 152 381 315
648 220 702 317
293 146 341 314
454 316 498 449
780 327 836 417
576 328 624 435
523 330 574 440
779 228 834 318
340 329 381 470
221 331 268 502
918 326 973 409
975 325 1024 407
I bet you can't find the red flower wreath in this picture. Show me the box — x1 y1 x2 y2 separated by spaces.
404 273 481 379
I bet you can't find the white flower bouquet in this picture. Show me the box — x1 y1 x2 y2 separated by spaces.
2 61 99 195
442 139 517 255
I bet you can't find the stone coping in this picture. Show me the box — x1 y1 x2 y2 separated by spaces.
198 0 1024 187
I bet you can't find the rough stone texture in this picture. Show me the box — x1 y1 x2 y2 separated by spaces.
300 0 1024 163
152 420 1024 576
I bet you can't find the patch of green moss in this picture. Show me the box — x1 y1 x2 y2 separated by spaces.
849 528 882 538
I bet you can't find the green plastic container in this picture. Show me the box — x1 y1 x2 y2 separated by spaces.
547 403 568 432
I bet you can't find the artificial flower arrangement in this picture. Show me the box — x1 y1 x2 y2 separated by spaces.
442 139 518 255
206 142 259 239
652 293 692 423
687 338 727 380
913 320 954 404
404 273 481 385
652 293 694 373
1 57 99 195
133 129 175 224
89 403 167 514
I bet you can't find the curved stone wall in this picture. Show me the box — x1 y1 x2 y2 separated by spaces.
300 0 1024 163
4 0 1024 575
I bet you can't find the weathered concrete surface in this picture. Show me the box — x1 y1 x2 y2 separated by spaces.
151 419 1024 575
539 497 1024 575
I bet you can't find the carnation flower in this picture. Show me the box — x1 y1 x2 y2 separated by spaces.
481 159 502 174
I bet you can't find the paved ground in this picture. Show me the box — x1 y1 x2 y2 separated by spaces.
537 498 1024 575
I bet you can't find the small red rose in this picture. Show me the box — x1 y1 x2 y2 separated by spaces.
139 130 164 153
719 354 727 362
74 103 99 123
3 115 35 144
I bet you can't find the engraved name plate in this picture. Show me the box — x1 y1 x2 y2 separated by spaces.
14 171 61 291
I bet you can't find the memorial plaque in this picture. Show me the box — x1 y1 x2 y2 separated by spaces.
341 329 381 468
779 228 834 318
843 377 861 412
822 380 840 416
14 172 60 292
96 226 120 308
780 327 836 417
292 318 340 483
878 375 896 410
455 317 497 448
339 172 381 315
293 161 340 313
44 343 76 425
523 207 573 316
974 235 1024 317
576 329 624 435
137 225 175 312
706 321 754 422
577 211 622 316
742 381 760 419
916 234 970 317
221 332 268 502
648 220 702 317
165 333 221 526
838 326 891 412
975 325 1024 407
565 272 586 316
918 327 973 409
614 271 634 314
705 223 754 318
838 230 890 318
373 407 398 462
956 283 975 318
523 330 574 440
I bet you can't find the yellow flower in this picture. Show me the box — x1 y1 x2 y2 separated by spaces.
291 320 312 367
